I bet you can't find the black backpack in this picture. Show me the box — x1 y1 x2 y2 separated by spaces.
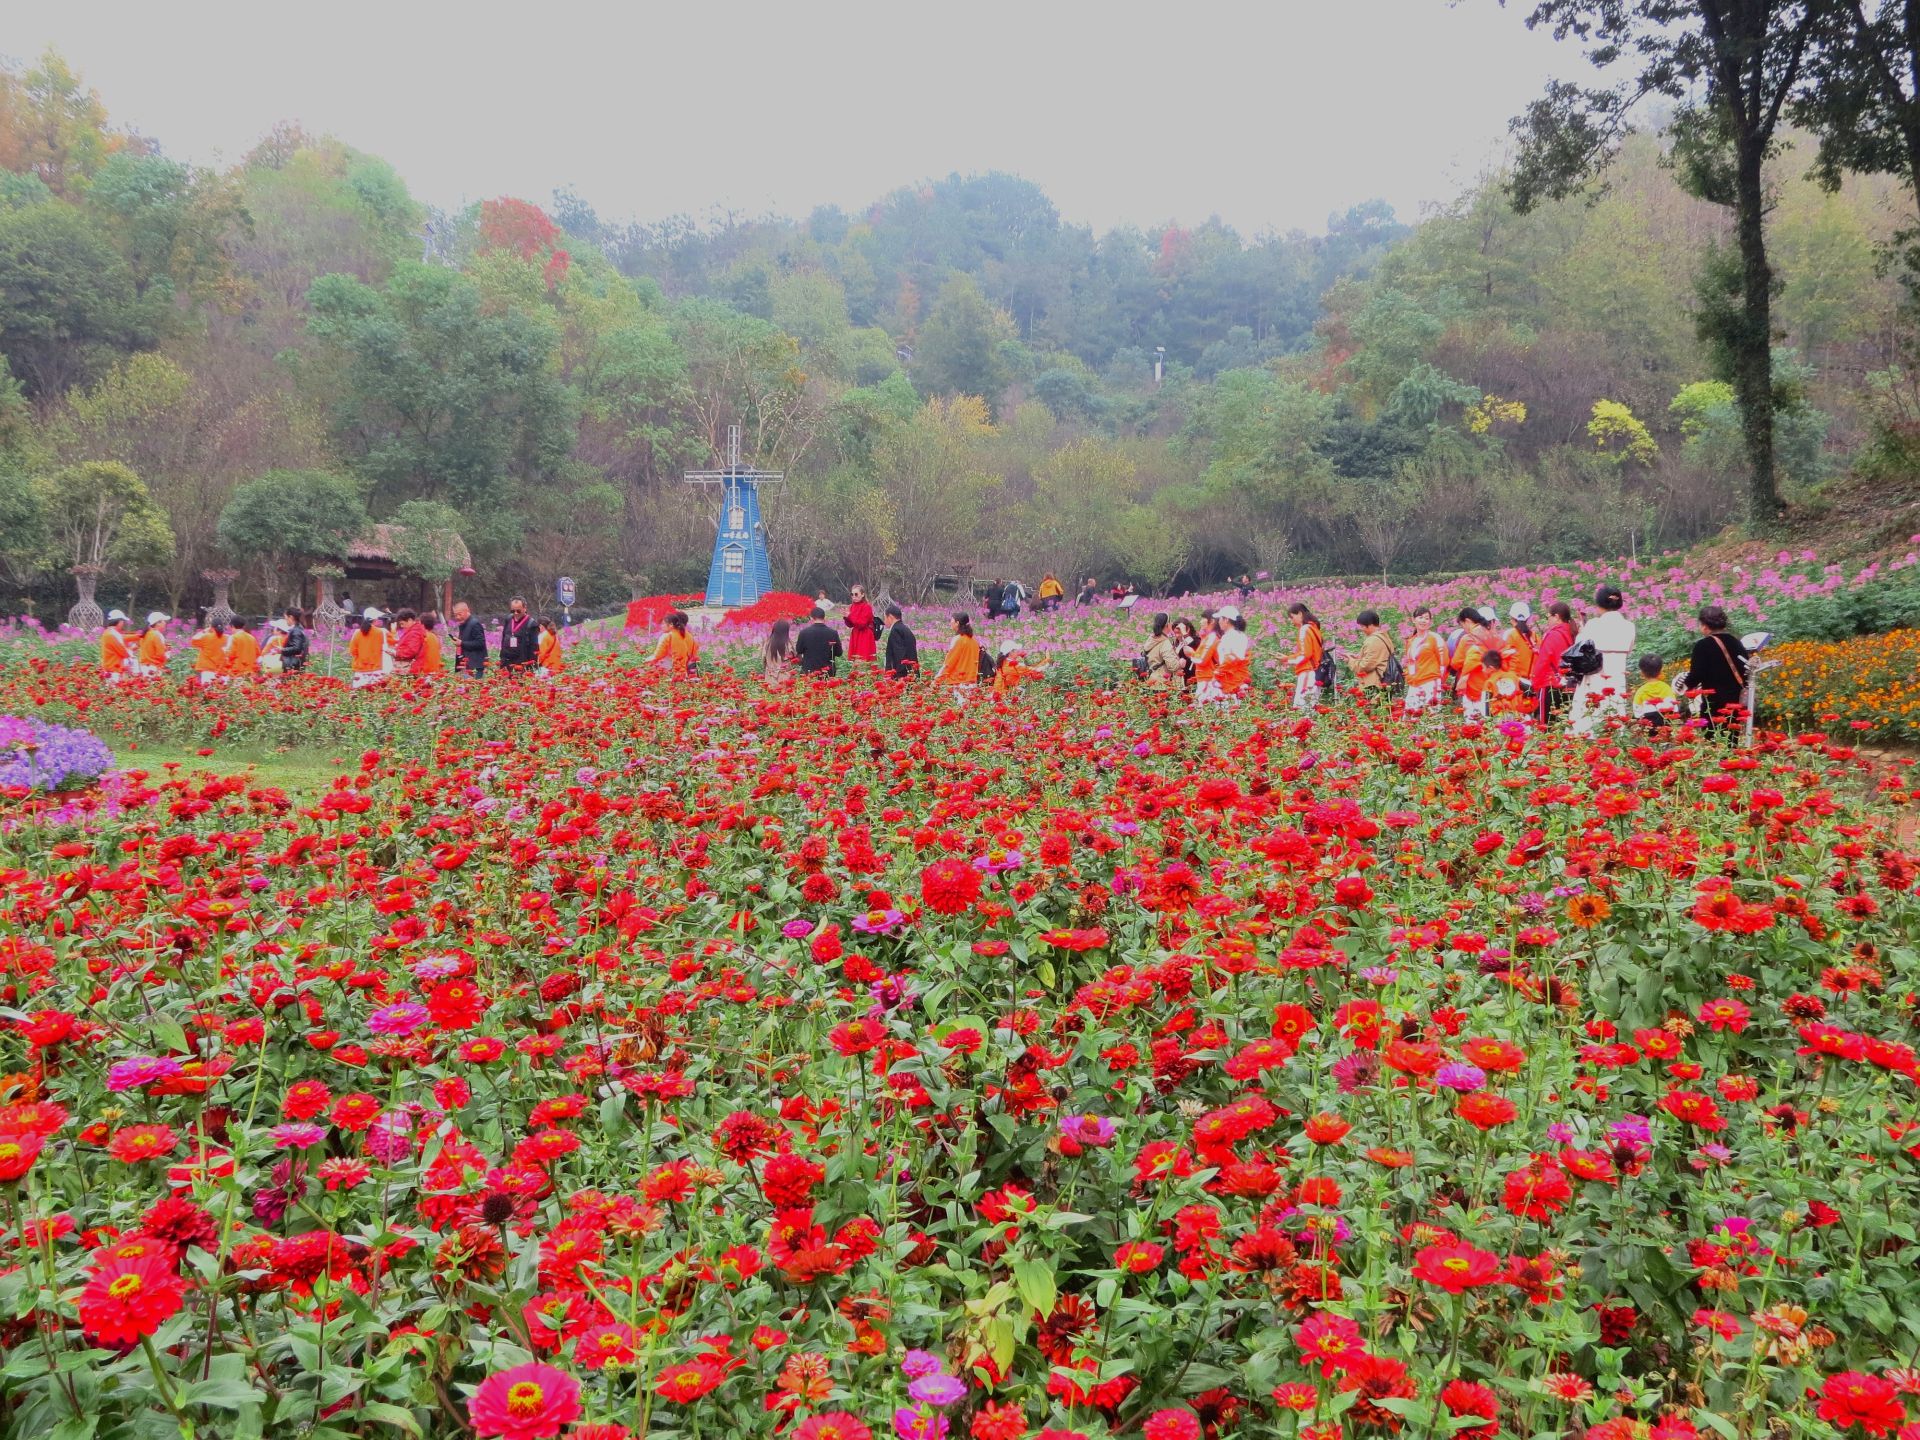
1382 648 1405 688
977 647 997 681
1562 639 1604 678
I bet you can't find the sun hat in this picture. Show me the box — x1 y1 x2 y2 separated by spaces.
362 607 384 621
997 638 1018 658
270 618 292 632
1509 602 1532 622
145 611 169 626
1475 606 1497 625
106 609 128 623
1215 604 1241 622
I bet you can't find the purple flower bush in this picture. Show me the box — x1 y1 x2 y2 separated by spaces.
0 714 116 792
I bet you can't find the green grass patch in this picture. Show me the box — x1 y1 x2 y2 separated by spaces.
112 740 350 800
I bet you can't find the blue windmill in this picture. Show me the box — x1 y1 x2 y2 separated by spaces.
685 426 782 608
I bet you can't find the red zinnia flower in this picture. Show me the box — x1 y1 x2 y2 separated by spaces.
919 858 982 916
1817 1371 1907 1436
1412 1241 1501 1293
78 1250 186 1346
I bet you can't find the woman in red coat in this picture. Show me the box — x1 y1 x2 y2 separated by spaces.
845 586 878 662
1530 600 1577 725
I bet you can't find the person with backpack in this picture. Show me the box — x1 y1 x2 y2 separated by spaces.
1569 583 1636 735
1683 605 1751 728
981 580 1005 625
1341 610 1395 697
1141 613 1182 691
1002 578 1027 618
1531 601 1577 724
936 612 981 697
1284 602 1326 710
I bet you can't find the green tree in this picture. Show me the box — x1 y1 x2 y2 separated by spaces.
35 460 173 578
0 202 159 398
872 395 1001 600
1498 0 1830 530
912 274 1014 408
305 261 575 513
387 499 469 584
1024 437 1139 582
217 469 369 608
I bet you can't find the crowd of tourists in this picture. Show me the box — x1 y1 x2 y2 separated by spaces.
92 576 1753 729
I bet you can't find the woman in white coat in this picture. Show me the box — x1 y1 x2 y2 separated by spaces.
1570 583 1635 735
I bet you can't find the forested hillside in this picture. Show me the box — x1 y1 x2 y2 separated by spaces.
0 49 1911 615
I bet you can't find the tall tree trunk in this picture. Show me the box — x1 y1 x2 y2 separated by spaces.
1733 137 1782 530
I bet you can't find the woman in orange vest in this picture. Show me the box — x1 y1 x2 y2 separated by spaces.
935 612 980 695
349 614 388 688
99 611 133 682
1456 608 1495 718
416 613 445 677
135 613 170 676
1284 603 1324 710
1190 615 1223 703
537 618 564 675
189 620 229 688
649 610 699 676
226 624 260 682
1213 606 1253 703
1402 606 1447 714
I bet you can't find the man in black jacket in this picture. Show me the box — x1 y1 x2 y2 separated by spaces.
883 604 918 678
793 607 842 675
982 580 1004 624
499 596 538 674
452 602 488 677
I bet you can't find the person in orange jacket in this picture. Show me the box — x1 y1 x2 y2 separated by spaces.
1455 608 1496 718
1503 603 1536 698
416 612 445 676
935 612 981 695
991 637 1042 697
1486 649 1531 718
1213 606 1253 703
537 617 564 675
189 620 229 688
349 612 389 688
1284 602 1324 710
226 623 260 681
1190 613 1223 704
1402 606 1447 714
649 610 699 676
99 610 133 682
135 613 170 676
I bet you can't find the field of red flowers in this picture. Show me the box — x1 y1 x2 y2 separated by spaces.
1 662 1918 1440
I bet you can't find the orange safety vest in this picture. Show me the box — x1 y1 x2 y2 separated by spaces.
1294 624 1323 676
416 630 443 676
137 631 168 669
349 629 385 673
100 628 131 674
937 635 980 687
538 631 563 673
190 631 227 674
226 629 259 677
1407 631 1445 686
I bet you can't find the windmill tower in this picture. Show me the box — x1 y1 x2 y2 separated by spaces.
685 426 783 608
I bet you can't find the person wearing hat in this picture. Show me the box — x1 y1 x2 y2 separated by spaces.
349 609 388 688
1213 605 1253 703
1503 603 1536 690
225 619 261 682
135 613 170 676
991 636 1043 697
99 610 133 682
1569 582 1636 735
261 617 292 676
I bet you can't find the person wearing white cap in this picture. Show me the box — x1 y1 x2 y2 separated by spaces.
990 635 1044 698
1213 606 1253 705
99 610 133 682
261 617 292 677
1503 603 1536 695
134 613 170 677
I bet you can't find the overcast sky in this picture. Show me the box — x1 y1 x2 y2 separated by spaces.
9 0 1580 237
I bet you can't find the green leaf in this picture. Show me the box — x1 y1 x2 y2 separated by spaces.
360 1402 423 1436
180 1376 268 1412
1009 1256 1057 1318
